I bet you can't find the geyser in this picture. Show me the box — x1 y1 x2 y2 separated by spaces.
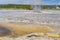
31 0 41 12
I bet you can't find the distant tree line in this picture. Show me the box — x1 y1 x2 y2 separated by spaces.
41 5 60 10
0 4 31 10
0 4 60 10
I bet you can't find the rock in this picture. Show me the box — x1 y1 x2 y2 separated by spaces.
0 26 11 36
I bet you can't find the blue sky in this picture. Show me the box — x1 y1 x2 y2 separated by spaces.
0 0 60 5
41 0 60 5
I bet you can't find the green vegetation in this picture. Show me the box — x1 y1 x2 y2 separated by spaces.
41 5 60 10
0 4 60 10
0 4 31 10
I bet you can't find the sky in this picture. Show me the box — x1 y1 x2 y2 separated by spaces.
0 0 60 5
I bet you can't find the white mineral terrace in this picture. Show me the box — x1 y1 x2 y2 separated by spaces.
0 33 59 40
0 37 58 40
0 10 60 25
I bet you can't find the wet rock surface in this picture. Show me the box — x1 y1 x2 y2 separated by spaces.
0 26 11 36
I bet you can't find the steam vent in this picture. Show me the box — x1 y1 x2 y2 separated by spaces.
0 26 11 37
